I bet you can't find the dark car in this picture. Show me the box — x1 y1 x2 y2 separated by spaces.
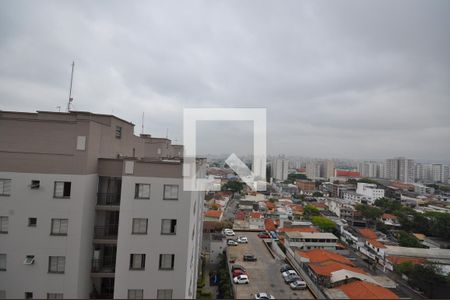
257 232 270 238
280 264 293 273
284 274 301 283
243 254 257 261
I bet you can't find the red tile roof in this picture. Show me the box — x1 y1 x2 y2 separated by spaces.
335 170 361 177
265 201 275 209
358 228 377 239
309 262 366 277
234 211 246 220
339 281 399 299
265 218 276 231
382 213 397 219
204 210 222 219
279 227 318 233
386 256 425 265
297 249 354 266
249 212 262 219
367 239 386 249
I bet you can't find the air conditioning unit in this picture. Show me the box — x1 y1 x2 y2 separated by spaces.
30 180 40 189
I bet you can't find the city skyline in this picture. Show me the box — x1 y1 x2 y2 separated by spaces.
1 1 449 160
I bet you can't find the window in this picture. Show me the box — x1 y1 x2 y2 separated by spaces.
161 219 176 235
132 218 148 234
115 126 122 139
134 184 150 199
127 289 143 299
0 254 6 271
28 217 37 227
129 254 145 270
48 256 65 273
51 219 68 236
163 185 178 200
30 180 40 189
0 179 11 196
156 289 173 299
0 217 8 233
25 292 33 299
47 293 63 299
24 255 35 265
54 182 71 198
159 254 174 270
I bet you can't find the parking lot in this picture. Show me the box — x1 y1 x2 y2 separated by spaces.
227 232 315 299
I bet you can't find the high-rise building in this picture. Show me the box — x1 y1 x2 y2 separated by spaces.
271 158 289 181
305 161 321 180
0 111 205 299
323 160 335 180
384 157 415 183
357 162 377 178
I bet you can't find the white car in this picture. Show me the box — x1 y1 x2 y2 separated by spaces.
227 239 238 246
290 280 307 290
233 274 249 284
223 229 235 236
254 292 275 299
237 236 248 243
282 270 298 278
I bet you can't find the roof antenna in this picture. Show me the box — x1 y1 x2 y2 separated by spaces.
141 112 145 134
67 61 75 112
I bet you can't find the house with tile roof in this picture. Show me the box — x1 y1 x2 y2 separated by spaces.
297 249 354 266
337 280 399 299
204 210 223 222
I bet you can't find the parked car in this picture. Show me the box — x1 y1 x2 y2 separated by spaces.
257 232 270 238
233 274 249 284
232 269 246 278
254 292 276 299
284 274 301 284
243 254 257 261
227 239 238 246
281 270 298 278
223 228 235 236
231 264 246 272
280 264 293 273
290 280 307 290
237 236 248 243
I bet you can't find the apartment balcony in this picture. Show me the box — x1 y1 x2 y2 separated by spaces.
93 225 118 244
96 193 121 210
91 257 116 274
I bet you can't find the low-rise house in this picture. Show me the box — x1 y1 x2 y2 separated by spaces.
285 232 338 250
248 212 264 230
204 210 223 222
337 280 399 299
380 213 400 227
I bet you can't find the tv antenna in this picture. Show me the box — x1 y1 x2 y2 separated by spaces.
67 61 75 112
141 112 145 134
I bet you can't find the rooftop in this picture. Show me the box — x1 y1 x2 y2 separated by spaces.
309 261 366 277
358 228 378 240
204 210 222 219
297 248 354 266
285 231 338 239
338 281 399 299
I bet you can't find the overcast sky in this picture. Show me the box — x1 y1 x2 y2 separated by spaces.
1 1 449 161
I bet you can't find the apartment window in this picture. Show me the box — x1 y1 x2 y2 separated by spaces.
159 254 174 270
25 292 33 299
28 217 37 227
156 289 173 299
51 219 68 236
54 182 71 198
0 179 11 196
161 219 176 235
0 217 8 233
48 256 65 273
134 184 150 199
127 289 143 299
115 126 122 138
132 218 148 234
24 255 35 265
129 254 145 270
47 293 63 299
163 185 178 200
0 290 5 299
0 254 6 271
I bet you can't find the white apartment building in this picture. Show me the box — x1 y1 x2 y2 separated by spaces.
271 158 289 181
284 232 338 250
356 183 385 204
384 157 415 183
305 162 321 180
0 110 205 299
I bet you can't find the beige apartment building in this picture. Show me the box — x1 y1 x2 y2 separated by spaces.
0 110 205 299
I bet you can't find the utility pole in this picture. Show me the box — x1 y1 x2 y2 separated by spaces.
67 61 75 112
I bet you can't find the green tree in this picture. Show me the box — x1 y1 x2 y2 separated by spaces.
394 261 414 275
221 180 244 193
407 263 448 298
397 230 425 248
312 191 323 197
311 216 336 232
304 205 320 218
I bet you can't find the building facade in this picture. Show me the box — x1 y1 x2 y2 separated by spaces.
0 110 205 299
